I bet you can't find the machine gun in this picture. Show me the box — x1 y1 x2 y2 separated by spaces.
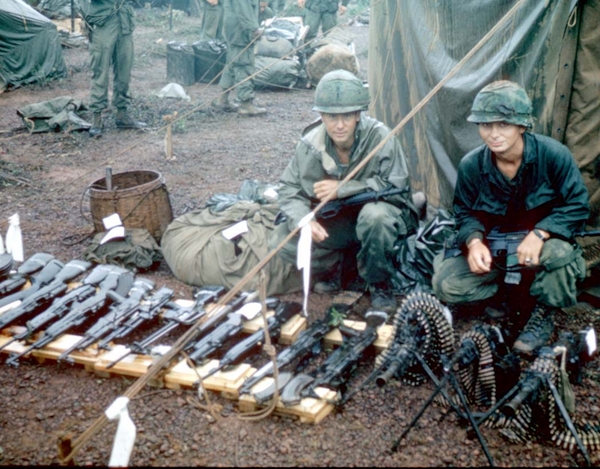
0 265 111 353
95 286 174 351
0 257 65 309
57 278 155 364
313 186 411 220
103 285 227 369
194 301 303 382
6 265 134 367
282 311 388 406
0 260 91 331
238 304 348 397
0 253 55 297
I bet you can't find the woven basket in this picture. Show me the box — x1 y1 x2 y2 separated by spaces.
88 170 173 242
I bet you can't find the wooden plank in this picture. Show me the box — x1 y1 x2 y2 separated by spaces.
323 320 393 351
0 333 29 355
164 358 255 398
30 334 98 371
238 384 336 424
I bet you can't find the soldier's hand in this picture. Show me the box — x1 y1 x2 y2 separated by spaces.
207 0 219 6
467 240 492 274
313 180 339 201
339 5 347 15
516 231 545 266
253 28 263 39
298 0 306 9
310 220 329 243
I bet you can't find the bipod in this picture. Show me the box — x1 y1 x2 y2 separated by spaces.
391 351 495 467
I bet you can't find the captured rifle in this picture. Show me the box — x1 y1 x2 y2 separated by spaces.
194 301 303 382
184 297 279 365
313 185 411 220
95 286 174 351
0 253 55 298
0 257 65 309
238 304 348 396
6 265 134 367
0 260 91 331
283 311 388 406
0 265 111 353
104 285 227 369
57 278 155 364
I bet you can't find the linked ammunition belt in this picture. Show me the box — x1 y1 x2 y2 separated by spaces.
378 292 454 386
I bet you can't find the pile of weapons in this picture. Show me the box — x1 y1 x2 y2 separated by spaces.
1 253 600 457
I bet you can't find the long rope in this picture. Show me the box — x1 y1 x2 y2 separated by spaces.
59 0 527 463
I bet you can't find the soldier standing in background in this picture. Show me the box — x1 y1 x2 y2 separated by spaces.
86 0 146 138
298 0 349 47
217 0 267 116
201 0 224 41
259 1 275 24
269 0 287 14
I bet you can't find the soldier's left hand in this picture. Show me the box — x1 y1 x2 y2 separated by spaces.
517 232 545 266
339 5 347 15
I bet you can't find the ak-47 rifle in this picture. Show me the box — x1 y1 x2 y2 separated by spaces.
57 278 155 364
238 304 348 396
0 257 65 309
282 311 388 406
0 265 111 353
6 265 134 367
95 286 174 351
194 301 302 381
0 253 55 298
314 186 411 220
0 260 91 331
103 285 227 369
184 296 280 365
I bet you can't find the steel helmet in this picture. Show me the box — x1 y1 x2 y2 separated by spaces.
313 69 370 113
467 80 533 127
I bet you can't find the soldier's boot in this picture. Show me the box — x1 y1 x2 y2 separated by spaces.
115 109 147 130
368 281 397 314
238 99 267 117
215 91 239 112
512 304 555 355
89 113 102 138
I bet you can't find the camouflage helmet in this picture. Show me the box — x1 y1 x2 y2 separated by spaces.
313 69 370 113
467 80 533 127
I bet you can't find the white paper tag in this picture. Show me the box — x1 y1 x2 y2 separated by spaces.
102 213 123 231
105 396 137 467
297 223 313 318
236 302 262 320
100 226 125 245
263 187 278 199
222 220 248 240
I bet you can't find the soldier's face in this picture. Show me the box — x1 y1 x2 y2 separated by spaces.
321 112 360 150
478 121 525 157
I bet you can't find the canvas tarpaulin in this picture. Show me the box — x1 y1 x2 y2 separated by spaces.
0 0 67 91
368 0 599 228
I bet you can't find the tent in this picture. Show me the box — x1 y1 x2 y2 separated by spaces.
368 0 600 228
0 0 67 91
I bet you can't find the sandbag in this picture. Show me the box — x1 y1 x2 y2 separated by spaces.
254 56 301 90
161 201 302 296
306 43 360 86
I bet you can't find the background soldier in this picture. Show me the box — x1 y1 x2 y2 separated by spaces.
217 0 266 116
259 1 275 24
86 0 146 137
269 0 287 14
271 70 418 314
201 0 224 42
432 81 589 354
297 0 349 48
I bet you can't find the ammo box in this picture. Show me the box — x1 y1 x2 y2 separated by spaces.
192 40 227 83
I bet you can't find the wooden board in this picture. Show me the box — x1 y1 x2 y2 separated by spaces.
31 333 98 371
164 358 256 399
238 380 337 424
0 333 29 355
323 320 393 351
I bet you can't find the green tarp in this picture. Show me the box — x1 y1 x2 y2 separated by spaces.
0 0 68 91
369 0 600 229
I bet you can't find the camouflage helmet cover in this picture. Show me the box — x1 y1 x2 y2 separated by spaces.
467 80 533 127
313 69 370 113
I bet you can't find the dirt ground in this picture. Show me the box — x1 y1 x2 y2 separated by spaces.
1 6 600 467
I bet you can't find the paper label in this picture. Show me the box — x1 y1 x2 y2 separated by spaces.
102 213 123 230
222 220 248 240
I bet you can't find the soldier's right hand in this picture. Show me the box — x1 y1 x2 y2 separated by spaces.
467 240 492 274
310 221 329 243
298 0 306 8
